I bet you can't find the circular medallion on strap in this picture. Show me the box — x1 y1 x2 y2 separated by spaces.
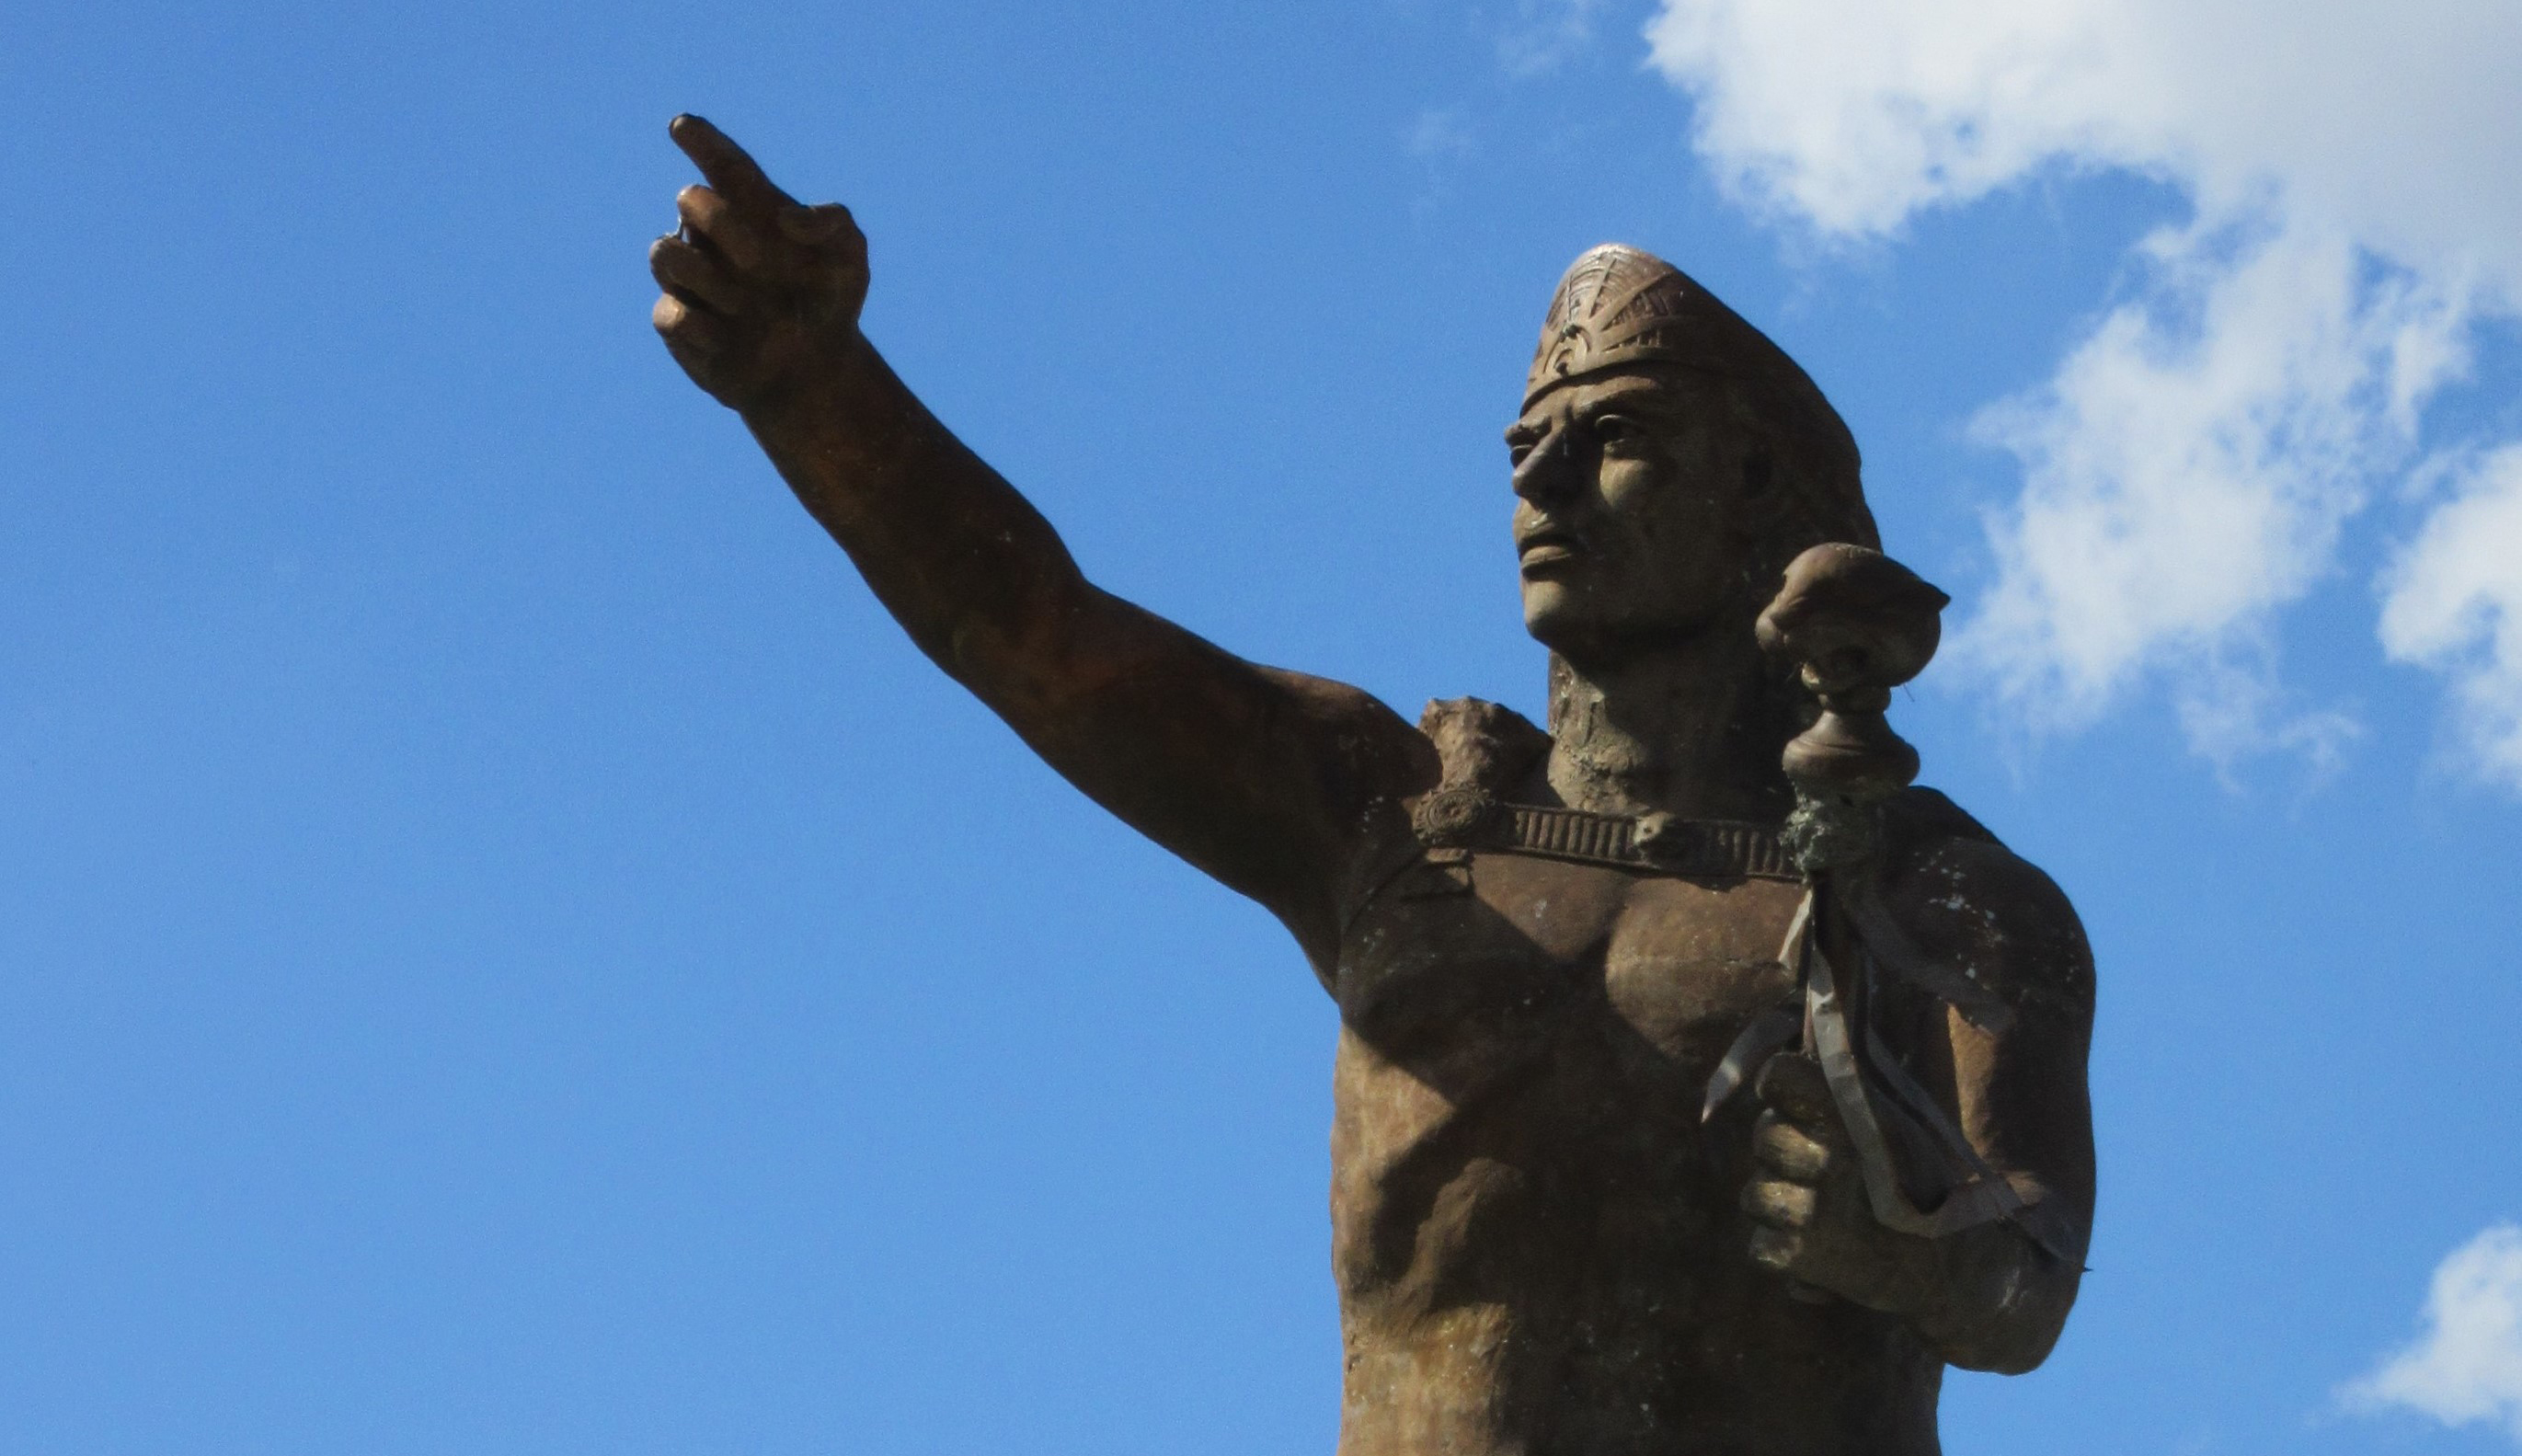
1412 785 1498 847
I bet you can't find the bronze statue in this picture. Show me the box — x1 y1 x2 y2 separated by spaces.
648 115 2095 1455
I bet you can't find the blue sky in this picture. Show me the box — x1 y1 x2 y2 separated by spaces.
8 1 2522 1451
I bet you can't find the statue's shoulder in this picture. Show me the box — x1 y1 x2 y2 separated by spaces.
1880 786 2095 1015
1415 695 1550 798
1882 785 2000 849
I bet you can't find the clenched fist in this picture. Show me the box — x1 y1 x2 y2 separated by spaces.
1740 1051 1939 1313
650 115 868 412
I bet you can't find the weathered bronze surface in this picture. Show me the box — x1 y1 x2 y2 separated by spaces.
650 115 2096 1455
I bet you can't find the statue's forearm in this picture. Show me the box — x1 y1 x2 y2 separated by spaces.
725 328 1411 933
1867 839 2093 1374
736 334 1094 696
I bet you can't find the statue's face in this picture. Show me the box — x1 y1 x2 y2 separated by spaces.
1506 368 1755 665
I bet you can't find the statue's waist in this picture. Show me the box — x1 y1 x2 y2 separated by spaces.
1332 1280 1941 1456
1329 1144 1735 1294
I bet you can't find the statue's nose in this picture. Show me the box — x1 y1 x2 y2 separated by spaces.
1511 428 1577 502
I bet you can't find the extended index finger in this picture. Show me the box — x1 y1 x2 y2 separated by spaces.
670 114 795 214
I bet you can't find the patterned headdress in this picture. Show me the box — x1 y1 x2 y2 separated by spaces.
1523 244 1839 419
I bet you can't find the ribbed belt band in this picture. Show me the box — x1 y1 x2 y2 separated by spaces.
1414 786 1798 881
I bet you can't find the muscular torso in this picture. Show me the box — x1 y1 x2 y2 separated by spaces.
1325 843 1943 1456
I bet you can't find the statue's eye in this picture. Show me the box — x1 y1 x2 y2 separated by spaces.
1591 415 1642 449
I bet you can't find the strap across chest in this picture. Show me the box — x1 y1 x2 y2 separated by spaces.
1410 785 1800 882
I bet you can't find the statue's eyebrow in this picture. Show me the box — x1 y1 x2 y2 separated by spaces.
1504 419 1546 447
1573 383 1688 425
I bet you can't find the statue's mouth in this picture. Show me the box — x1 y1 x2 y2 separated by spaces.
1518 529 1583 574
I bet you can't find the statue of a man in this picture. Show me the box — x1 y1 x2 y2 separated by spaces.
648 115 2094 1456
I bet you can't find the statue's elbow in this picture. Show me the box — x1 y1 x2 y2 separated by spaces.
1928 1245 2081 1375
1942 1315 2064 1376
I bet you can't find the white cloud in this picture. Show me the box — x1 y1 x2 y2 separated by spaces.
2341 1224 2522 1440
1641 0 2522 774
2379 447 2522 789
1645 0 2153 236
1643 0 2522 271
1960 213 2465 739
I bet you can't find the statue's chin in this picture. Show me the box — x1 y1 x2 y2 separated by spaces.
1519 583 1563 634
1523 584 1744 670
1519 586 1600 659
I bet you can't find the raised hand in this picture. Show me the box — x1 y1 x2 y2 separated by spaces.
1740 1051 1937 1313
649 115 868 411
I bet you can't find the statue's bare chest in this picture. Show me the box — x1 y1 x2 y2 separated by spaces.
1336 851 1805 1084
1324 852 1817 1357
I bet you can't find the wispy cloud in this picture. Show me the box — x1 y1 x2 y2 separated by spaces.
1641 0 2522 780
1959 213 2461 751
1496 0 1605 78
1403 107 1475 164
2340 1224 2522 1441
1402 107 1476 217
2379 447 2522 789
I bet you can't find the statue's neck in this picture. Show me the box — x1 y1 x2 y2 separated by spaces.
1543 637 1797 823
